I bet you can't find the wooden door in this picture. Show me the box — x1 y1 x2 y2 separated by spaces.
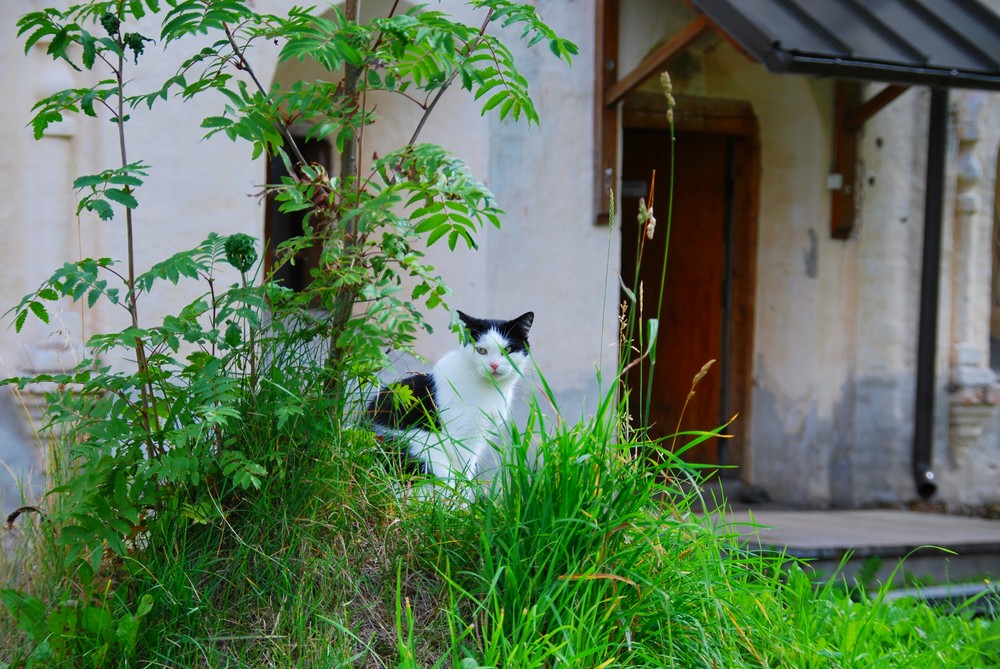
621 127 757 472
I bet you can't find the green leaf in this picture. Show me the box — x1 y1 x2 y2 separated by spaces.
499 96 516 121
480 90 508 114
129 0 147 20
160 7 201 44
105 188 139 209
73 174 106 189
413 212 448 234
19 12 59 53
136 593 154 618
80 604 113 637
472 77 503 101
117 611 140 651
87 199 115 220
412 282 430 300
646 318 659 362
426 224 450 247
620 277 636 304
32 110 64 139
81 90 98 117
81 30 96 69
47 26 75 66
108 174 143 187
448 228 475 251
201 115 232 129
0 589 48 642
28 300 50 324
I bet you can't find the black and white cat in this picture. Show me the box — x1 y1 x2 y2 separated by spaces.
368 310 534 493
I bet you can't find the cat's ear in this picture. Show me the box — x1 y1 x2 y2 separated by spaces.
508 311 534 340
456 310 479 345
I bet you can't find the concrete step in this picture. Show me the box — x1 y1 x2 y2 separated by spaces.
883 582 1000 617
716 509 1000 586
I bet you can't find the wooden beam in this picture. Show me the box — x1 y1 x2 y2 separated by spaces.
596 8 712 223
831 83 910 238
603 14 711 108
594 0 620 223
846 84 909 131
831 81 861 239
623 93 757 135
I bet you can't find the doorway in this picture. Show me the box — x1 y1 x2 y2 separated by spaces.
264 136 332 292
620 98 758 475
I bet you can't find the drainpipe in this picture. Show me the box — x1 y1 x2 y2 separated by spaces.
912 87 948 499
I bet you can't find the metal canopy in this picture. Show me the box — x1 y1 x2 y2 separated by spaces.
689 0 1000 90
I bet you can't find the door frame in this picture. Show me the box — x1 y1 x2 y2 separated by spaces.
621 92 760 476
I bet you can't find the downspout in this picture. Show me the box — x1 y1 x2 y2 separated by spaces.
718 137 735 470
912 87 948 499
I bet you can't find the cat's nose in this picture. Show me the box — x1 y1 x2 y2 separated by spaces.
490 361 500 372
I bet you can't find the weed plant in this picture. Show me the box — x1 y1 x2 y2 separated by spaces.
6 352 999 667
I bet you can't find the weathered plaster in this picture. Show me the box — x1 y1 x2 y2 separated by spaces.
484 2 618 413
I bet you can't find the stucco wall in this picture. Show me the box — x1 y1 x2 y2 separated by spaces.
694 42 985 507
853 88 942 506
484 1 617 415
695 51 1000 507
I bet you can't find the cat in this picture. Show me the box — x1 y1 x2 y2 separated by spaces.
367 310 534 496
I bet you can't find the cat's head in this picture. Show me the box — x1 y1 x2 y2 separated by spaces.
457 311 534 384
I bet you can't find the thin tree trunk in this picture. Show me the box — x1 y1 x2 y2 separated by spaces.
326 0 362 387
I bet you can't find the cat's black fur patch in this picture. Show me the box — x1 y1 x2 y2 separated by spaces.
368 373 436 476
387 441 430 476
458 310 534 353
367 372 440 431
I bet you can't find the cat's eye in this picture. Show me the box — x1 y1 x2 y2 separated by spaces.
504 345 513 353
475 346 488 355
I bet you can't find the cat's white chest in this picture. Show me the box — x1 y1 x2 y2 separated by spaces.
434 354 514 440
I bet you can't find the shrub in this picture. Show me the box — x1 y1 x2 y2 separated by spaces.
2 2 575 665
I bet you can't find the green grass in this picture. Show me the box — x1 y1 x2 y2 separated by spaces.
2 377 1000 668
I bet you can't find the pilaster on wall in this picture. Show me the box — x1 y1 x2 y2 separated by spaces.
16 41 85 446
949 91 1000 462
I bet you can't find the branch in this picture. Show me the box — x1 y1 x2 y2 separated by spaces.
405 8 494 148
369 0 402 53
110 27 157 449
222 22 309 168
340 0 362 228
